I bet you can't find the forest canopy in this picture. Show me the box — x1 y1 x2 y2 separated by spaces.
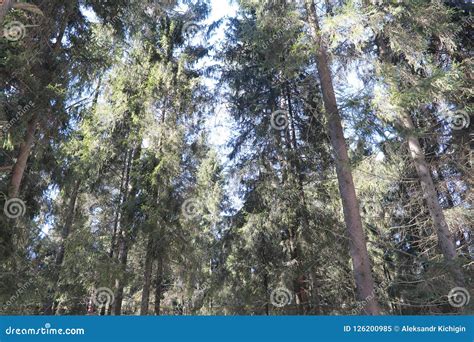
0 0 472 316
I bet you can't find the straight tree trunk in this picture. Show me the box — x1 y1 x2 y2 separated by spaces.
140 236 154 315
305 0 380 315
263 273 269 316
111 149 133 315
276 83 311 314
113 224 132 315
109 152 129 258
113 244 127 315
154 255 163 315
55 179 81 267
288 88 312 314
113 146 141 315
44 178 81 314
141 182 162 315
373 27 465 286
400 114 465 285
309 270 322 314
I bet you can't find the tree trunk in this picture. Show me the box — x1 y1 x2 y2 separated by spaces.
8 114 38 198
305 0 380 315
7 3 73 198
309 270 322 314
373 24 466 286
113 225 132 315
140 236 154 315
109 152 129 258
154 255 163 315
113 146 141 315
44 178 81 314
278 84 311 314
263 273 269 315
55 179 81 267
400 114 465 285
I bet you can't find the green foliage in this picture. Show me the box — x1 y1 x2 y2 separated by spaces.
0 0 472 316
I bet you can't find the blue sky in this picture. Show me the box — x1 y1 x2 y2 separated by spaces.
203 0 238 151
40 1 239 236
82 1 238 151
208 0 238 22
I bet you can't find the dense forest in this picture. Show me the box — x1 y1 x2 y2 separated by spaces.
0 0 472 316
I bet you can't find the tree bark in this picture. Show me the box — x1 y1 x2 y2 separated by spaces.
263 273 269 316
140 236 154 315
55 179 81 267
8 114 38 198
290 88 312 314
113 146 141 315
278 83 311 314
309 270 323 314
154 255 163 315
305 0 380 315
373 24 465 286
44 178 81 314
7 3 72 198
113 248 127 315
400 114 465 285
109 152 129 258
